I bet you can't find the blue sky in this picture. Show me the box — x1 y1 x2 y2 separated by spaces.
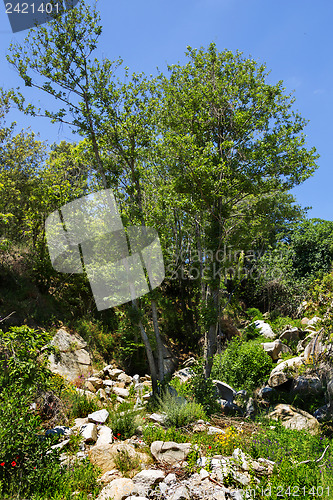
1 0 332 220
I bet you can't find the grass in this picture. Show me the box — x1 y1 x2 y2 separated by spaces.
157 391 206 428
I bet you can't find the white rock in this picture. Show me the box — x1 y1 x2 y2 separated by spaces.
113 387 129 398
96 426 113 446
253 320 276 339
207 426 225 435
149 413 166 424
199 468 210 481
88 409 109 424
95 478 137 500
80 423 97 443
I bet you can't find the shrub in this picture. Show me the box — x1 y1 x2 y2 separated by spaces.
157 392 206 428
246 308 263 320
113 448 140 477
185 361 221 415
65 390 100 420
212 337 273 391
109 409 141 440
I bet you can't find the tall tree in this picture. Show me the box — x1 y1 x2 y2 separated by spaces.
7 0 164 390
157 44 319 377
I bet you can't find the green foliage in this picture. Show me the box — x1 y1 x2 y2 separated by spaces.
141 424 189 446
0 386 61 497
0 326 54 394
109 409 141 440
65 391 100 420
185 361 221 415
212 337 273 391
246 308 264 320
113 448 140 477
246 422 333 499
157 391 206 428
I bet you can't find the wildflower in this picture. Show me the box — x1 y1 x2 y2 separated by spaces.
208 446 212 449
117 433 121 437
0 462 5 467
11 461 16 467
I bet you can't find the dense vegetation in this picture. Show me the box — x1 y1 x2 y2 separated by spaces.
1 1 333 498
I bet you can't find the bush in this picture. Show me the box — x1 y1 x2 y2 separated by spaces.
66 390 100 420
109 409 141 440
246 308 263 320
211 337 273 392
157 392 206 428
184 361 221 415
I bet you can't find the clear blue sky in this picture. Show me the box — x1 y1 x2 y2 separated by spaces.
1 0 332 220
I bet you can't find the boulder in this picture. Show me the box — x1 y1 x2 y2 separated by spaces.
96 426 113 447
308 316 321 326
267 404 320 435
313 404 332 423
98 469 122 485
297 332 317 353
291 376 323 396
161 343 178 378
258 386 276 401
88 409 109 424
88 443 138 474
261 339 292 361
268 356 304 387
173 367 193 384
279 327 300 343
80 423 97 443
213 380 237 402
253 320 276 339
207 426 225 435
117 372 133 385
48 328 92 382
303 332 325 362
113 387 129 398
133 469 165 495
95 478 137 500
108 368 124 380
150 441 191 465
149 413 166 425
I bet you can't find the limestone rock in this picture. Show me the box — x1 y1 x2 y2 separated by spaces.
279 327 300 343
308 316 321 326
291 376 323 396
98 469 122 485
150 441 191 465
80 423 97 443
253 320 276 339
267 404 320 435
268 357 304 387
207 426 225 435
304 333 325 362
113 386 129 398
173 367 193 384
89 443 138 474
96 426 113 446
48 328 92 382
108 368 124 380
118 372 133 385
261 339 292 360
149 413 166 424
88 409 109 424
133 469 165 494
213 380 237 402
96 478 137 500
86 377 104 390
